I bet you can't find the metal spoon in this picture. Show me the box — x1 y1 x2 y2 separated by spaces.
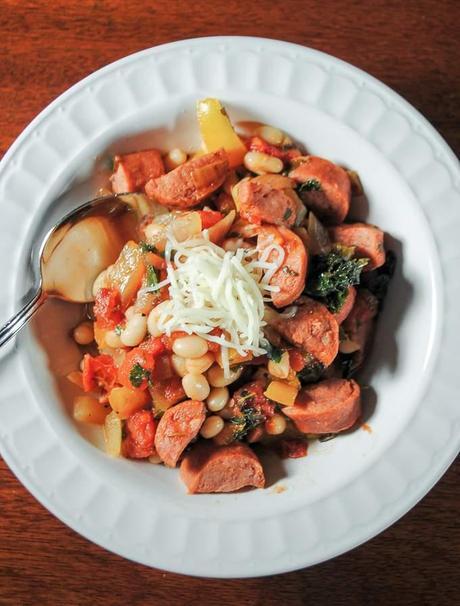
0 194 135 348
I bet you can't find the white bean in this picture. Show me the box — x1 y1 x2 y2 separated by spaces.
120 314 147 347
73 321 94 345
173 335 208 359
206 386 229 412
147 300 170 337
171 354 188 378
125 306 136 320
207 364 243 387
185 352 214 375
105 329 123 349
182 373 210 401
256 125 284 146
244 151 283 175
265 414 287 435
200 415 224 439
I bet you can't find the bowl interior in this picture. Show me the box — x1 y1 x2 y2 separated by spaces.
21 94 441 519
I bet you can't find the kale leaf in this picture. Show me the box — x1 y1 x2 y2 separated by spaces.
297 359 324 384
305 247 368 313
230 406 265 440
139 241 158 254
146 265 158 287
263 340 282 363
298 178 321 193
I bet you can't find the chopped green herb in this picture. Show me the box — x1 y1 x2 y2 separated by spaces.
230 406 265 440
129 363 151 388
298 178 321 193
305 247 368 313
114 325 122 336
146 265 158 287
264 341 282 363
139 241 158 254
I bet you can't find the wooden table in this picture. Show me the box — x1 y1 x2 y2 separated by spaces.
0 1 458 603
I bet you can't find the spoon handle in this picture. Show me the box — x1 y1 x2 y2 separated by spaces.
0 289 45 348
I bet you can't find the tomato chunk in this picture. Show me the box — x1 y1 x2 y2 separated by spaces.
93 288 124 329
82 354 117 393
199 209 224 229
288 348 306 372
123 410 157 459
139 336 167 357
117 348 155 391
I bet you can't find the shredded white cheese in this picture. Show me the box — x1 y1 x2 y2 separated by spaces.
141 224 285 375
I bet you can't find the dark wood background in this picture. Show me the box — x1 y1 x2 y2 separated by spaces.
0 1 458 604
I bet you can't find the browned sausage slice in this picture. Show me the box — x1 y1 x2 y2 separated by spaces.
111 150 165 194
283 378 361 434
180 442 265 493
236 174 300 227
257 225 308 308
154 400 206 467
289 156 351 224
145 150 229 208
271 298 339 366
342 289 379 366
329 223 385 271
334 286 356 325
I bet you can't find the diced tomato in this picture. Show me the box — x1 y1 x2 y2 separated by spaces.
93 288 124 329
288 348 306 372
233 382 275 418
199 209 224 229
82 354 117 393
139 336 167 357
277 439 308 459
163 376 186 404
123 410 157 459
117 348 155 391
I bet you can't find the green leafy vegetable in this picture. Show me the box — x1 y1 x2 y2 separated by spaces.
361 251 396 304
114 325 122 336
230 406 265 440
298 178 321 193
305 247 368 313
139 241 158 254
129 363 151 388
264 340 282 363
146 265 158 287
297 359 324 384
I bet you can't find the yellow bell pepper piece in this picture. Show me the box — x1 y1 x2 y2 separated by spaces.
196 98 247 168
264 380 299 407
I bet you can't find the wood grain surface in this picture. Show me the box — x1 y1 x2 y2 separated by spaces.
0 1 459 604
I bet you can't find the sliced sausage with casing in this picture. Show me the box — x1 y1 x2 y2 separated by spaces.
341 289 379 366
257 225 308 308
111 149 165 194
289 156 351 225
180 442 265 493
329 223 385 271
270 298 339 367
283 378 361 434
334 286 356 325
236 174 300 227
154 399 206 467
145 150 229 209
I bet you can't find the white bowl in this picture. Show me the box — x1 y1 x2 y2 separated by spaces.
0 37 459 578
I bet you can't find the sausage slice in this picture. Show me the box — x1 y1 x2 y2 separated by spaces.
283 378 361 434
145 150 228 208
180 442 265 493
257 225 308 308
334 286 356 325
289 156 350 224
329 223 385 271
236 174 300 227
271 298 339 366
342 289 379 368
154 400 206 467
111 150 165 194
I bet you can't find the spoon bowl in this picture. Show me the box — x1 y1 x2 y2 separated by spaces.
0 193 135 347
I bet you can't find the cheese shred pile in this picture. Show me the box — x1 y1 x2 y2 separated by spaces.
142 228 285 377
